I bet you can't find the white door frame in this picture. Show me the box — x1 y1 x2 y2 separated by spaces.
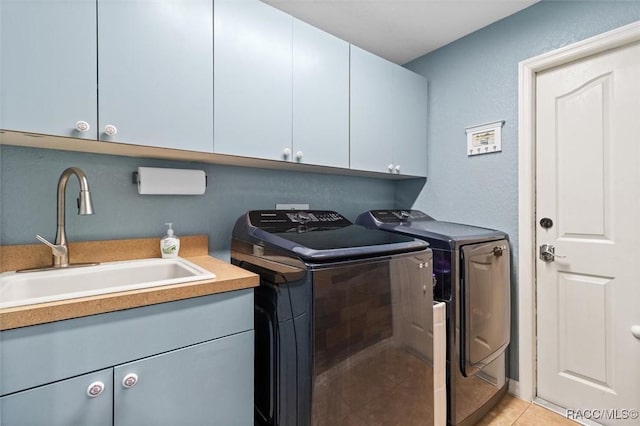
517 20 640 403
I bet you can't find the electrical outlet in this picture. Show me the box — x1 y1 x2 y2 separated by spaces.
276 203 310 210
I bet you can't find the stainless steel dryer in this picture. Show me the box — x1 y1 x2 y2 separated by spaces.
356 209 510 426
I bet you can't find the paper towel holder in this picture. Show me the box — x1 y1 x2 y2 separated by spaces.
132 167 208 195
132 172 208 186
131 172 209 187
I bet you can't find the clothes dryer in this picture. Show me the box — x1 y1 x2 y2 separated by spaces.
356 209 510 426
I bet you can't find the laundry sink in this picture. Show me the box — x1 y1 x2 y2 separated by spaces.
0 258 216 309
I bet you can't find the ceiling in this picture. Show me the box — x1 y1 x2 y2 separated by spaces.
262 0 539 64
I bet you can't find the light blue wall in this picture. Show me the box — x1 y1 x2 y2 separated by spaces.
404 0 640 379
0 145 398 260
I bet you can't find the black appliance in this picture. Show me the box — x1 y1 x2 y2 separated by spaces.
356 209 510 426
231 210 439 426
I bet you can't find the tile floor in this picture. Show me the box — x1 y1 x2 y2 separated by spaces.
478 394 579 426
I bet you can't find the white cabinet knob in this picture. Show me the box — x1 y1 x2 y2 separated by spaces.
75 121 90 132
632 325 640 339
104 124 118 136
395 165 401 173
296 151 304 160
122 373 139 389
388 164 395 172
87 381 105 398
283 148 291 158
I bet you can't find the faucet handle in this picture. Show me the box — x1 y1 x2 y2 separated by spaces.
36 235 67 258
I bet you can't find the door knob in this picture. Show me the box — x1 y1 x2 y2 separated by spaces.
539 244 566 262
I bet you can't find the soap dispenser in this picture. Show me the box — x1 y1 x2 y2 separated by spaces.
160 223 180 259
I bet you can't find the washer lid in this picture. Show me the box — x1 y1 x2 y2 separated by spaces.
236 210 429 262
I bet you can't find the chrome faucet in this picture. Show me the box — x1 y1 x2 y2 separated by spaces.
33 167 96 269
53 167 94 267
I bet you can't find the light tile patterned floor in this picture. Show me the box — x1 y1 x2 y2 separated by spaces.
478 395 580 426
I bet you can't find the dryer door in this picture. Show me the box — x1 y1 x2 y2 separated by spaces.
460 239 510 377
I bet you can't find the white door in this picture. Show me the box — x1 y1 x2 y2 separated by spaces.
536 41 640 423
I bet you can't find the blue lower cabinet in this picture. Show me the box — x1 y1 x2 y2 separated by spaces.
114 331 254 426
0 369 113 426
0 290 254 425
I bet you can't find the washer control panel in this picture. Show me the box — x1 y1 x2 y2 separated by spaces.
248 210 351 231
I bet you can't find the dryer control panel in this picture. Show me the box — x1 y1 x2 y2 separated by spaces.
369 210 434 223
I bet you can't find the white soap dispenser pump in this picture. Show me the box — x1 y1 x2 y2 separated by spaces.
160 222 180 259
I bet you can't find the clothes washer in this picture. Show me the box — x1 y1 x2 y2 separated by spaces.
356 209 510 426
231 210 444 426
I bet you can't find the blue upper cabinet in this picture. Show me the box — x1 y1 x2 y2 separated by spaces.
1 0 97 139
292 19 349 168
98 0 214 152
214 0 293 161
392 66 428 177
350 45 428 176
349 45 396 173
2 0 425 177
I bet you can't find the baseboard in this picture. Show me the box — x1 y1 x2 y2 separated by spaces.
508 379 524 400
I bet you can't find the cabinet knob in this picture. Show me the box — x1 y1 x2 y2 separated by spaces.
87 381 105 398
75 121 90 133
395 165 401 173
122 373 139 389
388 164 395 172
296 151 304 161
283 148 291 158
104 124 118 136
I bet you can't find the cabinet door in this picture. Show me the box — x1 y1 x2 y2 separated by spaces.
98 0 213 151
114 331 254 426
214 0 292 161
392 65 427 177
292 19 349 168
349 45 395 173
0 369 112 426
1 0 97 138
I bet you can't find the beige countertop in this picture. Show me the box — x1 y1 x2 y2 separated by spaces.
0 236 258 331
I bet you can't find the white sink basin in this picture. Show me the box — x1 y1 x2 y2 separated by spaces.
0 258 216 309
